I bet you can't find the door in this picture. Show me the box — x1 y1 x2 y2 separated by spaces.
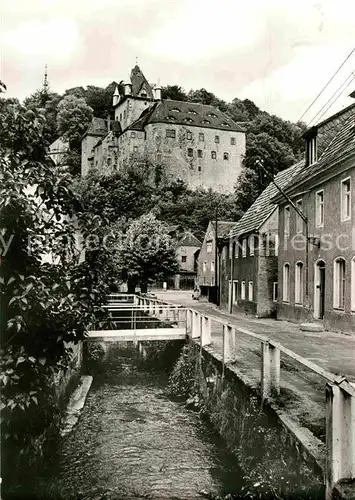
314 261 325 319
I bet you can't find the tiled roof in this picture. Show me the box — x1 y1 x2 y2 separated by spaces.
146 99 245 132
85 117 107 137
230 161 304 237
209 221 237 239
272 104 355 200
130 65 154 99
178 231 202 247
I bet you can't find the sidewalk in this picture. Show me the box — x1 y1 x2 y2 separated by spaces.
154 290 355 440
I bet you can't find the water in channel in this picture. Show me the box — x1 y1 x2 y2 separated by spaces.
47 344 244 500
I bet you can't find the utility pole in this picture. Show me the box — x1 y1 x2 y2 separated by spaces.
215 205 219 305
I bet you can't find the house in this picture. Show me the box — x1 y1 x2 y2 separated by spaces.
49 137 69 167
174 231 201 290
197 220 235 303
271 102 355 332
219 162 303 317
81 65 246 193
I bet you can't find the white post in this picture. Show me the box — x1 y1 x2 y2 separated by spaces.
201 315 212 347
133 295 139 306
223 324 235 362
149 299 154 315
186 310 192 334
261 341 280 399
326 381 355 497
191 312 201 339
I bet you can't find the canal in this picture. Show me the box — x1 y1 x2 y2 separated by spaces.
42 343 244 499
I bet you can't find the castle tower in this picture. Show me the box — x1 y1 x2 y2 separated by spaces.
113 85 120 106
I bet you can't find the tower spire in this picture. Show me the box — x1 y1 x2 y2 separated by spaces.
43 64 49 94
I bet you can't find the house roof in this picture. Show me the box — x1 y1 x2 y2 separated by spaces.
126 99 245 133
178 231 202 247
85 117 107 137
208 220 237 239
272 105 355 201
231 161 304 237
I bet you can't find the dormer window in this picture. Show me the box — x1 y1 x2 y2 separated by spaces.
188 109 197 115
202 119 210 124
184 117 194 123
141 92 147 97
307 135 317 165
221 122 230 127
171 108 181 112
167 115 176 121
207 113 217 118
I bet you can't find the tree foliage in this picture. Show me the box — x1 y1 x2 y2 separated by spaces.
0 99 102 482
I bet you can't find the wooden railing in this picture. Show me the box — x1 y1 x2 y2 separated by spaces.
128 293 355 496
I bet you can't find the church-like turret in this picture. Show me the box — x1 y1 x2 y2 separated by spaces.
112 85 120 106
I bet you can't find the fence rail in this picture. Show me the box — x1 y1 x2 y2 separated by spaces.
122 293 355 496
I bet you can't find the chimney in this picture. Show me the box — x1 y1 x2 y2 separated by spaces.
112 85 120 106
154 86 162 100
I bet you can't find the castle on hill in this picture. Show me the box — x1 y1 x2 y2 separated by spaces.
81 65 246 193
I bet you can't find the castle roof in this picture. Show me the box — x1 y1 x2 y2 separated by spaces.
230 161 304 238
130 65 154 99
127 99 245 133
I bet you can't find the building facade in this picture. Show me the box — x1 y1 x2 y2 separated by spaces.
174 231 201 290
197 221 235 303
81 65 246 193
219 163 302 317
273 104 355 333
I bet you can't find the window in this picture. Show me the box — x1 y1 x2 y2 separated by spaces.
131 131 136 138
120 113 122 121
166 129 176 138
341 178 351 221
187 148 193 157
249 235 255 256
171 108 180 113
181 255 187 263
275 234 279 257
248 281 253 301
351 258 355 312
316 190 324 227
211 151 217 159
206 240 213 253
203 261 207 272
233 280 238 304
231 137 236 145
283 264 290 302
223 152 229 160
198 166 202 172
273 282 278 302
284 206 290 237
133 146 138 152
199 133 204 141
241 281 246 300
234 242 239 259
295 262 304 304
296 199 303 233
215 135 220 143
198 149 203 158
141 92 147 97
211 261 215 272
208 113 217 118
242 239 247 257
308 136 317 165
334 258 346 309
187 131 192 140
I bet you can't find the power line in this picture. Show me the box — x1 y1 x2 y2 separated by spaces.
309 72 355 126
298 47 355 122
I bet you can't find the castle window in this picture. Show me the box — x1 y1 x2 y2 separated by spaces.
231 137 236 145
166 129 176 138
223 152 229 160
188 109 197 114
199 133 204 141
202 119 210 124
133 146 138 152
187 131 192 140
187 148 193 157
197 149 203 158
215 135 220 143
211 151 217 159
131 131 136 138
198 166 202 172
208 113 217 118
184 117 194 123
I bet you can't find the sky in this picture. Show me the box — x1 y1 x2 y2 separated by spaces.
1 0 355 124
